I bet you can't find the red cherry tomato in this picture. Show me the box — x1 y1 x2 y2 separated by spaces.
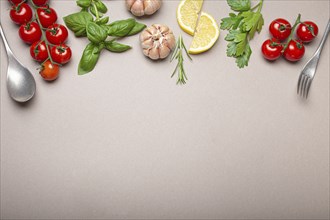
283 40 305 62
10 3 33 25
19 22 42 44
261 38 283 61
8 0 24 4
51 44 72 64
296 21 319 43
30 41 50 63
269 18 292 41
46 24 69 45
32 0 49 6
37 7 58 28
40 60 60 81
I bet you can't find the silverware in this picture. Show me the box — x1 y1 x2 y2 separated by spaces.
0 22 36 103
297 19 330 99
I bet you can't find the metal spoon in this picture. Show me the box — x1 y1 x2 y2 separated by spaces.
0 22 36 102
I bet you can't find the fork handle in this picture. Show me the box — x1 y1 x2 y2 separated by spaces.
314 19 330 58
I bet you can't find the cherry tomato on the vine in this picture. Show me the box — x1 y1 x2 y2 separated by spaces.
296 21 319 43
19 22 42 44
37 7 58 28
51 44 72 64
40 60 60 81
46 24 68 45
30 41 49 63
261 38 283 61
10 3 33 25
32 0 49 6
8 0 24 4
283 39 305 62
269 18 292 41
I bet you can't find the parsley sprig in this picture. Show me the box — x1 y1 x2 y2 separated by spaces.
220 0 264 68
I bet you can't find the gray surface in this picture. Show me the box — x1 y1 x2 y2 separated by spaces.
1 0 329 219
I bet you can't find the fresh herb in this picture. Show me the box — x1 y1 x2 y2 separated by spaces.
63 0 146 75
171 35 192 85
220 0 264 68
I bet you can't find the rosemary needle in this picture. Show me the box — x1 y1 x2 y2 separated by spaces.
170 35 192 85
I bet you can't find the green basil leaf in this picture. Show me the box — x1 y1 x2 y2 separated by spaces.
77 0 91 8
78 43 102 75
107 18 136 37
94 0 107 13
96 16 109 25
86 21 107 44
104 40 131 53
127 22 146 36
63 12 93 37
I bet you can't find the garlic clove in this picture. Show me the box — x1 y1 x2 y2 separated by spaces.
131 0 145 16
159 45 171 59
143 49 150 57
141 38 153 49
144 0 161 15
126 0 135 9
164 33 176 50
140 30 152 42
149 47 160 60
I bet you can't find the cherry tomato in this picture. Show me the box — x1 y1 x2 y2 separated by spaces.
30 41 50 63
46 24 68 45
19 22 42 44
296 21 319 43
51 44 72 64
37 7 58 28
283 40 305 62
269 18 292 41
10 3 33 25
261 38 283 61
32 0 49 6
8 0 24 4
40 60 60 81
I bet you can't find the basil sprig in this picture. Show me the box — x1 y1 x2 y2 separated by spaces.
63 0 146 75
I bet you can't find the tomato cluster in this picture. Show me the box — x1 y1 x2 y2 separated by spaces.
261 16 318 62
8 0 72 81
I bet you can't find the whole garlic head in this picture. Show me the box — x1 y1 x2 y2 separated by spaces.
126 0 162 17
140 24 176 60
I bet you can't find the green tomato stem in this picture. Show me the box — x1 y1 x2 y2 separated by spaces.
31 1 55 65
282 14 301 52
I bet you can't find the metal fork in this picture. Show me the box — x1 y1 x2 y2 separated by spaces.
297 19 330 99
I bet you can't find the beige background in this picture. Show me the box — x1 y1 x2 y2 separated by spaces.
1 0 329 219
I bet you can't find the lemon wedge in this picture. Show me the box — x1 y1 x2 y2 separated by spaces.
188 12 220 54
177 0 203 36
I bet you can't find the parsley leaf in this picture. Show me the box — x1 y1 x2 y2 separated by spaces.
227 0 251 12
221 0 264 68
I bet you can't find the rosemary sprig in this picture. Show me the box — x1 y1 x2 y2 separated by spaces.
171 35 192 85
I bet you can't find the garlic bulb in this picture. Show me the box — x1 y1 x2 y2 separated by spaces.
140 24 176 60
126 0 162 17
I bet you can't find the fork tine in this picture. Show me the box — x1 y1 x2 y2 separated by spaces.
297 73 303 94
302 76 309 97
305 78 312 99
299 75 306 96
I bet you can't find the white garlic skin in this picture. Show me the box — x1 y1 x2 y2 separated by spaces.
140 24 176 60
126 0 162 17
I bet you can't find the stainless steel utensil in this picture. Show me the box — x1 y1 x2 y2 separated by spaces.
0 22 36 103
297 19 330 99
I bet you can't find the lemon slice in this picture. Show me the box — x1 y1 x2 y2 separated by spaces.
177 0 203 35
188 12 220 54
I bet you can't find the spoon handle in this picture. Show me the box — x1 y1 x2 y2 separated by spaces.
0 22 14 58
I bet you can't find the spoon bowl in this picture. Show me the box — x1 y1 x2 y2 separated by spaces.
0 22 36 103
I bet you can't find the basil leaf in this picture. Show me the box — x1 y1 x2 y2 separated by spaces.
77 0 91 8
86 22 107 44
96 16 109 25
94 0 107 13
78 43 102 75
104 40 131 53
127 22 146 36
63 12 93 37
107 18 136 37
